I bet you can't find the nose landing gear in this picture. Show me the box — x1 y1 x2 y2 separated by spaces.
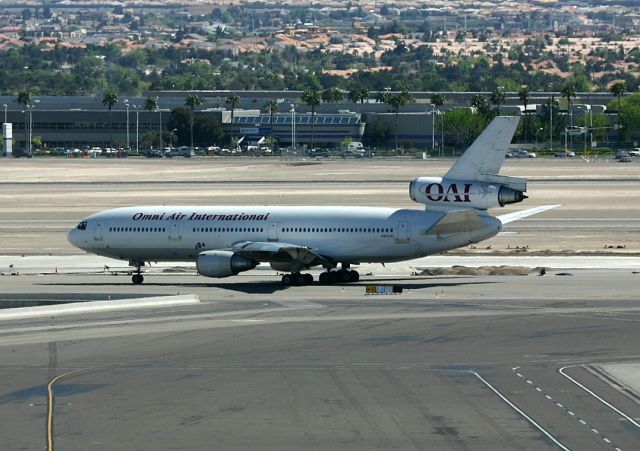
129 260 145 285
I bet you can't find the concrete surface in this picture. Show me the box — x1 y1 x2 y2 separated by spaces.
1 157 639 450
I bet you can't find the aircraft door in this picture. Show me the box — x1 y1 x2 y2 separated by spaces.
169 222 182 241
268 221 279 241
93 221 103 241
396 221 409 243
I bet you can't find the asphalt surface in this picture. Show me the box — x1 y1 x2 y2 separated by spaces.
1 271 640 450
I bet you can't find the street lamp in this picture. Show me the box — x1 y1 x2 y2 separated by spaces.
290 104 296 155
124 99 130 149
26 99 38 156
548 84 553 152
534 127 544 147
133 105 139 154
156 96 162 151
2 104 6 123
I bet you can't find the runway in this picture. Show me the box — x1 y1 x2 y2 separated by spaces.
1 158 640 449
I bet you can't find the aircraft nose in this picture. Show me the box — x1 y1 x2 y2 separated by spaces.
67 228 80 248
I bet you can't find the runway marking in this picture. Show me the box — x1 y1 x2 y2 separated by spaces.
559 365 640 430
471 371 571 451
47 368 92 451
513 368 624 450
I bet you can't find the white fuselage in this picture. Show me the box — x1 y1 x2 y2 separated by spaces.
67 205 501 265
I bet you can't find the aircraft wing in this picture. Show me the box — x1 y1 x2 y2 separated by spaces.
497 204 561 225
231 241 333 268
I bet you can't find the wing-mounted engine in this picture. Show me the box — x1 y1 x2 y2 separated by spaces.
409 175 527 211
196 250 257 278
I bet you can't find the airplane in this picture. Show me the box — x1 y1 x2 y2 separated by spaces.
67 116 558 286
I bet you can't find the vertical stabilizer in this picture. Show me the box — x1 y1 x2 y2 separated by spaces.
444 116 520 181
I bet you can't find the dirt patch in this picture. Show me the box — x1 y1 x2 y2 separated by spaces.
418 265 534 276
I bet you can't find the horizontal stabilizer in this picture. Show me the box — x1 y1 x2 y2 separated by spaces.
444 116 520 181
498 205 560 225
425 209 486 237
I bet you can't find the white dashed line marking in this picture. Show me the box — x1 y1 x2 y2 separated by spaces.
514 367 624 450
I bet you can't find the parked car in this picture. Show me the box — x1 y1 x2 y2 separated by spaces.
554 151 576 158
511 150 536 158
619 154 632 163
629 148 640 157
615 150 629 159
308 148 329 158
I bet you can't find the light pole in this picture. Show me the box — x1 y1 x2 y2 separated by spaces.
169 129 177 152
535 127 543 147
290 104 296 155
124 100 130 149
2 104 6 123
133 105 139 154
548 84 553 152
157 96 162 151
431 105 435 152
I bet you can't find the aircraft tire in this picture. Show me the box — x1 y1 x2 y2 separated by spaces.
338 269 351 283
319 272 330 284
303 273 314 285
349 270 360 282
281 274 292 286
132 274 144 285
294 273 306 286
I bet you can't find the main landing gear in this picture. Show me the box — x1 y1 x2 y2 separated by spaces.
130 260 145 285
319 269 359 284
281 273 314 286
280 264 360 287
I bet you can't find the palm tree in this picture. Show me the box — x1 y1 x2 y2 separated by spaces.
16 90 31 153
430 93 446 109
348 86 369 104
518 85 531 141
264 99 279 153
470 94 490 116
185 94 203 149
101 89 118 150
386 88 416 153
144 96 160 150
321 87 343 104
226 93 241 147
560 82 576 127
489 87 506 115
609 81 626 128
302 89 322 150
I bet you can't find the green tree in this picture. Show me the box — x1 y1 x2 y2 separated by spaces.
470 94 490 116
441 109 489 149
264 99 279 153
489 87 506 115
16 90 31 152
185 94 203 149
430 93 446 108
609 81 626 128
385 88 415 152
302 89 322 150
144 96 161 150
560 82 577 128
101 89 118 149
321 87 343 104
518 85 531 141
348 86 370 104
226 93 241 146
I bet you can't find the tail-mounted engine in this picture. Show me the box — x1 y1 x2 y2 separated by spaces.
409 176 527 210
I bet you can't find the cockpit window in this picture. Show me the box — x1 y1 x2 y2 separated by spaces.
77 221 87 230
